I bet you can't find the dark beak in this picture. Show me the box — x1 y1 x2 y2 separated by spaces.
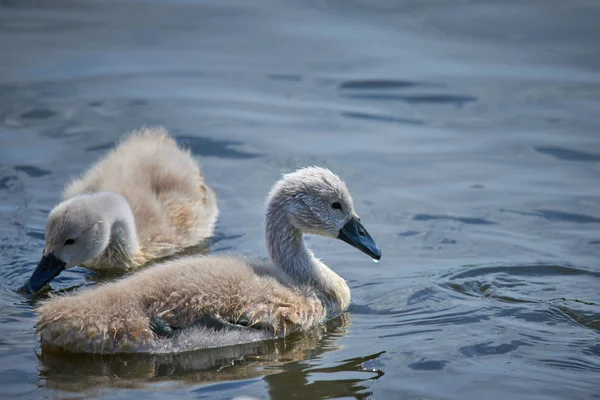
24 253 66 293
338 216 382 260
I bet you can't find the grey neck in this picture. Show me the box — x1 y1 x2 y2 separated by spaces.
264 190 352 313
265 201 317 283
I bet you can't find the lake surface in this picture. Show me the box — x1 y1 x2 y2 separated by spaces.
1 0 599 399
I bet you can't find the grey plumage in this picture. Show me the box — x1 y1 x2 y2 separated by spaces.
34 127 219 275
36 167 379 354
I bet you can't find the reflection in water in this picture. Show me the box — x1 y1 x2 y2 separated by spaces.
264 351 385 400
37 314 385 398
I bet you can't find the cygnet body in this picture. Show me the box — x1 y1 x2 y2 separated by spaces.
25 127 219 293
36 167 380 353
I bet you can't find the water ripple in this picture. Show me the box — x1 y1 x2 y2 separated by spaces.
413 214 497 225
500 208 600 224
540 358 600 373
338 79 427 90
341 111 424 126
337 78 476 107
341 93 477 106
438 264 600 331
20 109 56 120
85 136 261 160
13 165 51 178
459 340 528 357
535 146 600 162
407 359 447 371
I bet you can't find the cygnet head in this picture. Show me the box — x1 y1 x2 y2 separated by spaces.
267 167 381 260
25 193 119 293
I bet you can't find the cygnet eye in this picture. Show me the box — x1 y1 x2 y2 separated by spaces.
331 202 342 210
64 238 76 246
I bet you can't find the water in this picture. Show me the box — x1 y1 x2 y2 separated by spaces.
1 0 599 398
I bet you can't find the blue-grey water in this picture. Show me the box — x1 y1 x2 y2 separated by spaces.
1 1 599 399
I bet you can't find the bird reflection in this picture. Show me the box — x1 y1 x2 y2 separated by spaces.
36 313 385 399
264 350 385 400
